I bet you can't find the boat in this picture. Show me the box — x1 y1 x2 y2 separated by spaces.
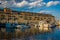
49 23 56 28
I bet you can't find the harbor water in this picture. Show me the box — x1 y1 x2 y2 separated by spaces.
1 27 60 40
16 27 60 40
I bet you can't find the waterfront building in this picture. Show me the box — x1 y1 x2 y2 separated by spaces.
0 8 55 24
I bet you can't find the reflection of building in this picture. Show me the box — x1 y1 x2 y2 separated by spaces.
0 8 55 24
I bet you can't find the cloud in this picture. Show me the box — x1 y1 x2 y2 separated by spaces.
0 0 1 3
13 0 60 8
46 1 60 7
0 0 16 8
14 0 28 7
29 0 43 2
39 10 54 13
13 0 45 8
2 1 8 8
0 0 60 10
0 0 29 8
0 1 8 8
0 0 46 8
29 0 46 9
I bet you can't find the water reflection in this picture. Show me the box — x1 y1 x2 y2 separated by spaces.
33 27 60 40
20 27 60 40
1 27 60 40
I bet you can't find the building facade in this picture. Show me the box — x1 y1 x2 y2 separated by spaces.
0 8 55 24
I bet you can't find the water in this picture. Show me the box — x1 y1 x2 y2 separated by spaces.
1 27 60 40
33 27 60 40
11 27 60 40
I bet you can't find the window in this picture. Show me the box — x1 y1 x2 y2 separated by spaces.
34 18 35 20
14 18 18 21
6 13 10 14
19 16 23 18
44 18 46 19
8 17 12 20
35 17 38 19
29 17 32 20
40 18 43 20
1 15 5 17
1 17 5 20
37 18 39 20
24 17 28 20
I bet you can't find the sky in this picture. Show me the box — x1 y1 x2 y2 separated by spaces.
0 0 60 20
